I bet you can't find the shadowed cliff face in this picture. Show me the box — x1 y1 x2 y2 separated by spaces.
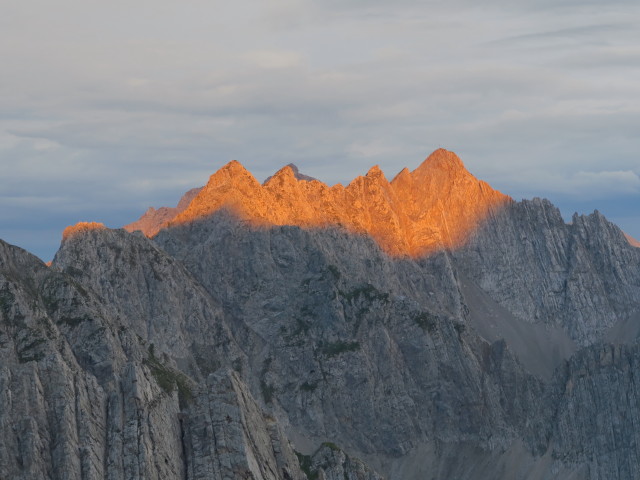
4 148 640 479
86 149 640 348
124 149 511 257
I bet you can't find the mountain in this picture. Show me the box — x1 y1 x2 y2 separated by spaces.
2 149 640 479
125 186 203 237
262 163 319 184
126 149 510 257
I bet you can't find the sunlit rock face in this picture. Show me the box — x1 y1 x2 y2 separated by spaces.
124 187 203 237
625 232 640 248
126 149 510 257
61 221 106 241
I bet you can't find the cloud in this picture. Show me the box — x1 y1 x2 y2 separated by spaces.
2 0 640 259
242 50 304 69
569 170 640 195
489 23 636 51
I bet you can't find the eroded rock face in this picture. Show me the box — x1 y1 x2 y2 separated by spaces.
3 150 640 479
151 206 640 478
183 369 306 480
0 231 391 480
548 343 640 479
0 239 187 480
452 200 640 345
306 443 385 480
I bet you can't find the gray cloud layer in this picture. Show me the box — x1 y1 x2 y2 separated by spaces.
2 0 639 259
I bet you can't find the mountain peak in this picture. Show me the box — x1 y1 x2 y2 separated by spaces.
201 160 258 193
125 149 511 257
221 159 247 173
365 165 386 180
412 148 468 179
124 187 203 237
286 163 318 182
205 160 257 187
264 164 297 187
62 222 106 241
263 163 318 184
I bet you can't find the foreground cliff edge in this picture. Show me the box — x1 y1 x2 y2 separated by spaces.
1 149 640 479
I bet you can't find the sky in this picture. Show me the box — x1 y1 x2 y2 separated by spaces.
2 0 639 261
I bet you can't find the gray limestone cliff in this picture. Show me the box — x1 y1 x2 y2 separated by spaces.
0 237 309 480
1 188 640 479
453 199 640 345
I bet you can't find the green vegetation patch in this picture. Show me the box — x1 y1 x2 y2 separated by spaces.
232 357 244 374
299 381 318 392
63 266 85 278
261 380 276 404
321 340 360 357
0 286 16 319
321 441 340 452
145 344 193 408
283 318 312 345
295 442 343 479
294 451 318 480
327 264 341 280
17 332 47 364
339 283 389 304
413 311 439 332
57 314 91 328
17 351 46 363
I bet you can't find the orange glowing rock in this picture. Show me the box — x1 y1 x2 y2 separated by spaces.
125 187 203 237
62 222 107 241
165 149 512 257
625 233 640 248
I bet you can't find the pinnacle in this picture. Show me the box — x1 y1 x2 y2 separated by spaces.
274 164 297 179
264 163 318 184
366 165 385 178
264 164 297 187
391 167 411 185
286 163 300 175
220 160 249 174
413 149 468 178
205 159 258 188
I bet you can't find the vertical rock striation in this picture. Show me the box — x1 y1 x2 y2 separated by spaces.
453 199 640 345
2 149 640 479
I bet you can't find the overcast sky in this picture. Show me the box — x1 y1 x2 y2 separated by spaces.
2 0 639 261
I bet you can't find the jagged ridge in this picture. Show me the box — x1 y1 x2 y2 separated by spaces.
125 149 510 257
125 187 203 237
3 146 640 479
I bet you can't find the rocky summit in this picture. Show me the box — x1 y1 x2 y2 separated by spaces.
2 149 640 479
125 149 510 257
